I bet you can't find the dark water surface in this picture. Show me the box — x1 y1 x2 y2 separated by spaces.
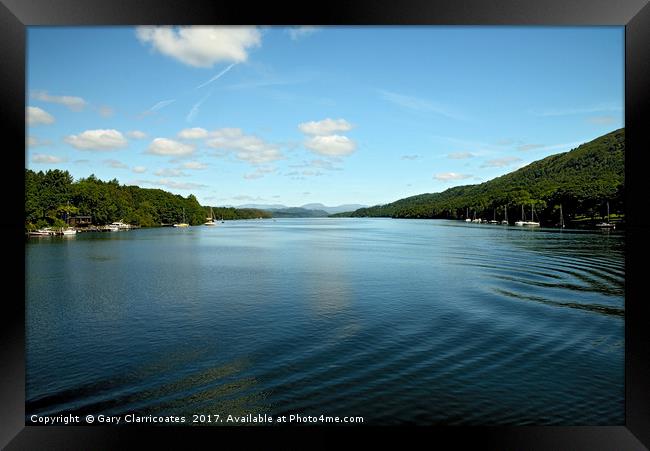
26 218 624 425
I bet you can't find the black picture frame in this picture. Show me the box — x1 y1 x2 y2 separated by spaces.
2 0 649 449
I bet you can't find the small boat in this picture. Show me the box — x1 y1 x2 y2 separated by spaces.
61 227 77 236
174 207 190 228
104 224 119 232
29 228 54 236
110 220 132 230
501 207 508 225
464 208 471 222
204 207 216 226
489 208 498 224
596 201 615 229
515 203 540 227
472 211 481 223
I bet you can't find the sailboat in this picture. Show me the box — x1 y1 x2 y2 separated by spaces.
204 207 216 226
472 210 481 223
465 207 471 222
173 207 190 228
559 204 565 229
501 206 509 225
489 208 498 224
515 203 540 227
596 201 616 229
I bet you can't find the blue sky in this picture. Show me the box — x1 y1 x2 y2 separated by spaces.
26 26 624 207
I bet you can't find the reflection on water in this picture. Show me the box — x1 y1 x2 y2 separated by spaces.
26 219 624 425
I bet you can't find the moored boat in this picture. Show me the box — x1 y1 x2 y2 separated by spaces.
515 203 540 227
173 207 190 228
595 201 615 229
204 207 216 226
28 228 54 237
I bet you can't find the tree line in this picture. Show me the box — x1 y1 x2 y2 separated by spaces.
25 169 269 230
334 128 625 226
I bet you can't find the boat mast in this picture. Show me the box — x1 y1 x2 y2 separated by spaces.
607 201 610 223
531 202 534 222
560 204 564 228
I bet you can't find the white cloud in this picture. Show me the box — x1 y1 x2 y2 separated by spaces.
127 130 148 139
231 194 266 202
587 116 617 125
130 178 206 190
152 179 207 190
178 127 209 139
132 166 147 173
289 159 343 171
480 156 522 168
434 172 472 181
298 118 353 135
379 90 466 120
27 106 55 125
181 161 208 169
31 91 87 111
31 153 66 164
136 26 261 67
287 26 320 41
154 168 187 177
26 136 52 148
65 129 128 150
206 128 283 164
97 105 115 117
243 166 276 180
531 103 622 117
104 159 128 169
447 152 475 159
304 135 356 157
308 159 342 171
517 144 544 151
401 154 422 160
146 138 195 157
301 170 323 177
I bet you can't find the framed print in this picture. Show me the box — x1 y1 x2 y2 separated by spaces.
2 0 649 449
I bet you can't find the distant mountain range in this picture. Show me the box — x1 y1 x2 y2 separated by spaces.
236 203 368 215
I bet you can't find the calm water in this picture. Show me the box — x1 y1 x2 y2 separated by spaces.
26 218 624 425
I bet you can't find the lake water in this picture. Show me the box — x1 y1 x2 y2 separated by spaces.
25 218 624 425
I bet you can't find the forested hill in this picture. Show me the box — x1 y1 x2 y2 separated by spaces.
25 171 270 230
336 128 624 225
266 207 330 218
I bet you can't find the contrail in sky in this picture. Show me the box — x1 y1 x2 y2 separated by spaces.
195 63 236 89
186 90 214 122
147 99 176 112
